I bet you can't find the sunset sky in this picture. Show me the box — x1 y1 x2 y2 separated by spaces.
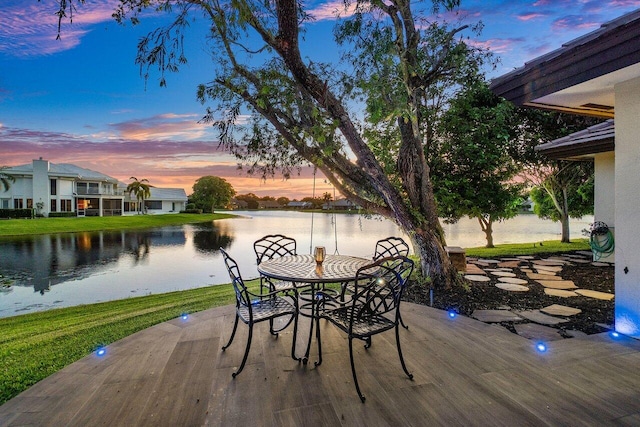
2 0 640 198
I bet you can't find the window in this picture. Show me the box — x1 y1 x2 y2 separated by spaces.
145 200 162 210
50 179 57 195
27 199 33 209
1 199 9 209
14 199 23 209
51 199 57 212
77 182 99 195
61 199 72 212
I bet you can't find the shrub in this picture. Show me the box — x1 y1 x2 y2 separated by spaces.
180 209 203 214
0 209 33 219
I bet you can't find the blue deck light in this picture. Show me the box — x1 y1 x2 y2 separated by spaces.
535 342 547 353
96 347 106 357
181 313 188 320
610 331 620 339
448 310 457 319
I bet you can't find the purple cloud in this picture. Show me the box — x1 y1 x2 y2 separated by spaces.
552 15 601 31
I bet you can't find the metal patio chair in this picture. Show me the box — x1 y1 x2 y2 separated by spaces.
318 256 415 402
220 248 298 378
373 236 410 260
254 234 298 293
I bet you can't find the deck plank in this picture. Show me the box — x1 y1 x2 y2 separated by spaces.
2 302 640 426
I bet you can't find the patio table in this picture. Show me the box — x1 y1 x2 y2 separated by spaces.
257 254 371 365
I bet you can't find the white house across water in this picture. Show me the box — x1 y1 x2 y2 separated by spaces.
1 158 187 216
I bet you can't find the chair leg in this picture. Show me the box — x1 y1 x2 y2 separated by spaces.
291 307 300 361
395 325 413 380
399 311 409 329
232 323 253 378
222 314 239 351
364 336 372 349
349 337 366 403
269 318 279 336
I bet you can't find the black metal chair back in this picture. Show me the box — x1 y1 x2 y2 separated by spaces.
254 234 297 264
219 247 298 378
320 255 414 402
373 237 410 260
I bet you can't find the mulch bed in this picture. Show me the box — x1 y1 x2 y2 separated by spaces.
404 251 615 335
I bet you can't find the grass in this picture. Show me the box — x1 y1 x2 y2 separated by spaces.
0 237 592 405
465 238 590 258
0 280 259 405
0 213 235 237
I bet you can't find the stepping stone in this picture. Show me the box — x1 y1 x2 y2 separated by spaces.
490 271 517 278
591 262 611 267
526 272 563 281
465 264 485 275
500 258 522 261
517 255 535 259
485 268 512 272
495 283 529 292
514 323 565 341
564 329 589 339
575 289 615 300
533 260 566 266
471 309 523 323
498 261 522 268
544 288 579 297
465 275 491 282
570 259 592 264
520 268 533 273
577 251 594 257
498 277 529 285
535 265 563 273
514 310 569 325
536 280 577 290
541 304 582 317
477 259 500 264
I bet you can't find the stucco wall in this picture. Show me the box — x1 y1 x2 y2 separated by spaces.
593 152 615 262
32 159 50 215
614 75 640 338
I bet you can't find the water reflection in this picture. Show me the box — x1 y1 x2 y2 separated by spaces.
192 221 234 253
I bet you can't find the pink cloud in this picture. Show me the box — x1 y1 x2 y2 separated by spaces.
467 37 525 54
517 13 546 21
0 0 115 57
109 114 210 141
551 15 601 31
307 0 359 21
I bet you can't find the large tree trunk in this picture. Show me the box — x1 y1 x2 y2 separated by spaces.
478 216 494 248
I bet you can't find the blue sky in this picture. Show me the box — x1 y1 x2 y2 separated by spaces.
2 0 640 197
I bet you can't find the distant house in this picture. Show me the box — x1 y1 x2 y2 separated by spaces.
287 201 312 209
1 158 186 217
257 200 282 209
229 198 249 210
322 198 359 210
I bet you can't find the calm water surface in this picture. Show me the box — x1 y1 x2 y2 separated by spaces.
0 211 593 318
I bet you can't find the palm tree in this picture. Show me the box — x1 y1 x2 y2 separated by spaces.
0 167 15 192
126 177 152 214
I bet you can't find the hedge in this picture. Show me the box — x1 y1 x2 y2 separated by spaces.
0 209 34 219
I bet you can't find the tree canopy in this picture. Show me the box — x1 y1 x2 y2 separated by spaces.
432 81 524 248
191 176 236 213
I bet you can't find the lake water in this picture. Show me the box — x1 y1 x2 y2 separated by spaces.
0 211 593 318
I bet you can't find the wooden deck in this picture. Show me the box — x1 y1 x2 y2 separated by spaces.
2 302 640 426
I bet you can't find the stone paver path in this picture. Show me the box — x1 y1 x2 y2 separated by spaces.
514 310 569 325
471 309 524 323
464 274 491 282
536 280 578 290
514 323 565 341
463 251 613 342
541 304 582 316
575 289 615 300
544 288 579 297
495 283 529 292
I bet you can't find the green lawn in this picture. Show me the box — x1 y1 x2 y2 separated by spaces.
0 213 235 237
0 236 592 405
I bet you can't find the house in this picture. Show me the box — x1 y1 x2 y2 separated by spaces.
490 9 640 338
287 201 312 209
322 198 359 210
257 200 282 209
1 158 187 217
